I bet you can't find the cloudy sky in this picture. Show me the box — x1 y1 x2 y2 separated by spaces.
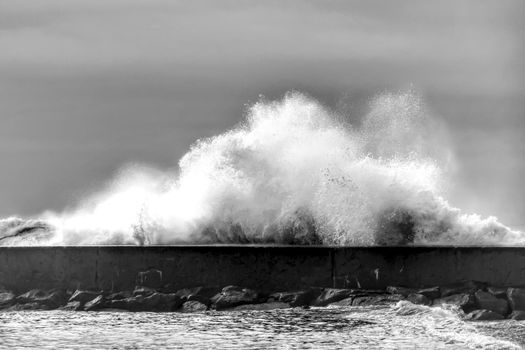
1 0 524 227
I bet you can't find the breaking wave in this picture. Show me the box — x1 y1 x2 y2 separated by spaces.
1 91 523 246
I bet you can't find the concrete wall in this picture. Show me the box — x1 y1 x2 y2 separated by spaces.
1 246 525 293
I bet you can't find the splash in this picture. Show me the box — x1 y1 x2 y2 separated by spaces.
0 91 523 246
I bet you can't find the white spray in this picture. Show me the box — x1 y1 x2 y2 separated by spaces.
0 91 522 245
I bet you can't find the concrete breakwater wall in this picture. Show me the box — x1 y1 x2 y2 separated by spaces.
1 246 525 293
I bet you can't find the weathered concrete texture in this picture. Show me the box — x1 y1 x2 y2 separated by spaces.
1 246 525 293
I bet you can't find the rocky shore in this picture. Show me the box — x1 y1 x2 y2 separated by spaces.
2 270 525 321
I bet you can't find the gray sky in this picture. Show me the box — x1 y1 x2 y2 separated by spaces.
1 0 524 227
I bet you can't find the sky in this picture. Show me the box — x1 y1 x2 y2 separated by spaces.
0 0 524 227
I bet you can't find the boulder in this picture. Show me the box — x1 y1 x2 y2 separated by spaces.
509 310 525 320
136 268 163 290
181 300 208 313
231 302 291 311
107 296 143 311
175 286 221 305
211 286 260 310
440 281 486 298
133 286 157 297
433 293 477 313
474 290 509 315
84 295 105 311
16 289 67 309
487 287 507 299
406 293 431 306
507 288 525 311
268 288 322 307
465 309 504 321
352 294 403 306
60 301 83 311
417 287 441 300
0 291 15 309
68 290 101 306
106 291 132 301
386 286 415 297
329 297 354 306
312 289 355 306
142 292 183 311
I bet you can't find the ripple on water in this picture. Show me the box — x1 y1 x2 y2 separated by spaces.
0 303 522 349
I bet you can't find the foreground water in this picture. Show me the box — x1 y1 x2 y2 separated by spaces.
1 302 524 349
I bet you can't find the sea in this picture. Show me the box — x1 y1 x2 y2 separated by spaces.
1 302 524 349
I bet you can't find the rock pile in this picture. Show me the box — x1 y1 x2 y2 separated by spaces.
1 275 525 320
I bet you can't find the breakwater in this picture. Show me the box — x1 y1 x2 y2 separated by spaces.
1 246 525 293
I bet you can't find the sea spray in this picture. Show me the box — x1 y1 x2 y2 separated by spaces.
0 91 522 246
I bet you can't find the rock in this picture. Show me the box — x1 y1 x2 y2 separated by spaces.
16 289 67 309
386 286 415 297
107 296 143 311
181 300 208 313
84 295 105 311
406 293 431 306
142 292 183 311
106 291 132 301
507 288 525 311
433 293 477 313
136 268 163 290
474 290 509 315
4 302 52 311
268 288 322 307
60 301 83 311
417 287 441 300
175 286 221 305
440 281 486 298
0 291 15 308
312 289 355 306
211 286 260 310
68 290 101 306
329 297 354 306
133 286 157 297
231 302 291 311
465 309 504 321
487 287 507 299
352 294 403 306
509 311 525 320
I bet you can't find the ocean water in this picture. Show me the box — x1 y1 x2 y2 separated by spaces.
0 302 523 349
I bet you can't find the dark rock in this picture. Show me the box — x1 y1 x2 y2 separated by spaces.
465 309 504 321
106 291 132 301
329 297 354 306
433 293 477 313
312 289 355 306
4 302 52 311
181 300 208 313
16 289 67 309
68 290 101 306
487 287 507 299
211 286 260 310
417 287 441 300
133 286 156 297
440 281 486 298
60 301 83 311
175 286 221 305
107 296 143 311
352 294 403 306
507 288 525 311
268 288 322 307
474 290 509 315
0 291 15 308
136 268 163 290
231 302 291 311
142 292 183 311
406 293 431 306
386 286 415 297
84 295 105 311
509 310 525 320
